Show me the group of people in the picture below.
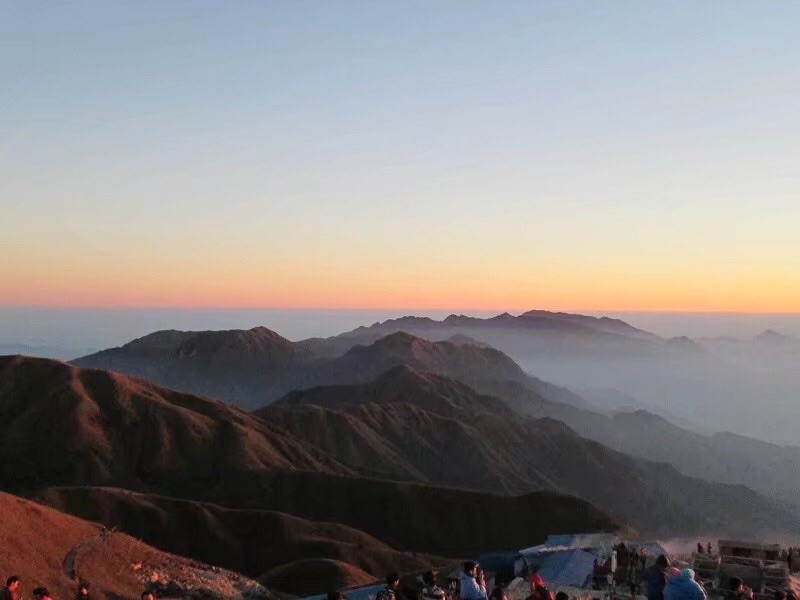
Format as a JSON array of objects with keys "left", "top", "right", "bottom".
[
  {"left": 332, "top": 562, "right": 570, "bottom": 600},
  {"left": 1, "top": 576, "right": 157, "bottom": 600},
  {"left": 695, "top": 543, "right": 714, "bottom": 556},
  {"left": 0, "top": 576, "right": 69, "bottom": 600},
  {"left": 646, "top": 555, "right": 797, "bottom": 600}
]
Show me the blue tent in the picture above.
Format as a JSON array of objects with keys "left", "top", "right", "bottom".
[{"left": 537, "top": 549, "right": 596, "bottom": 588}]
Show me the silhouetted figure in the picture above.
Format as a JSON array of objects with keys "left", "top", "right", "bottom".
[
  {"left": 33, "top": 588, "right": 52, "bottom": 600},
  {"left": 377, "top": 573, "right": 402, "bottom": 600},
  {"left": 555, "top": 593, "right": 569, "bottom": 600},
  {"left": 460, "top": 562, "right": 487, "bottom": 600},
  {"left": 422, "top": 571, "right": 447, "bottom": 600},
  {"left": 525, "top": 574, "right": 554, "bottom": 600},
  {"left": 645, "top": 555, "right": 671, "bottom": 600},
  {"left": 697, "top": 543, "right": 704, "bottom": 555},
  {"left": 141, "top": 592, "right": 156, "bottom": 600},
  {"left": 726, "top": 578, "right": 753, "bottom": 600},
  {"left": 707, "top": 543, "right": 712, "bottom": 555},
  {"left": 0, "top": 577, "right": 20, "bottom": 600},
  {"left": 640, "top": 548, "right": 648, "bottom": 572}
]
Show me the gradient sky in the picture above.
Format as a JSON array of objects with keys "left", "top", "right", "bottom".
[{"left": 2, "top": 1, "right": 800, "bottom": 312}]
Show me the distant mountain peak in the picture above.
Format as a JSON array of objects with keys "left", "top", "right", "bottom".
[
  {"left": 665, "top": 336, "right": 705, "bottom": 353},
  {"left": 753, "top": 329, "right": 797, "bottom": 344}
]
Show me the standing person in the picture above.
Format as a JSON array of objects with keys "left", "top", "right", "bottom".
[
  {"left": 726, "top": 578, "right": 753, "bottom": 600},
  {"left": 788, "top": 548, "right": 794, "bottom": 573},
  {"left": 697, "top": 543, "right": 704, "bottom": 555},
  {"left": 664, "top": 568, "right": 707, "bottom": 600},
  {"left": 645, "top": 555, "right": 671, "bottom": 600},
  {"left": 525, "top": 574, "right": 554, "bottom": 600},
  {"left": 707, "top": 543, "right": 713, "bottom": 556},
  {"left": 32, "top": 588, "right": 52, "bottom": 600},
  {"left": 377, "top": 573, "right": 402, "bottom": 600},
  {"left": 459, "top": 563, "right": 487, "bottom": 600},
  {"left": 0, "top": 578, "right": 20, "bottom": 600},
  {"left": 640, "top": 549, "right": 648, "bottom": 572},
  {"left": 422, "top": 571, "right": 447, "bottom": 600}
]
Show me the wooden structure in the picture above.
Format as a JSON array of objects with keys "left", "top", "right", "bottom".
[{"left": 692, "top": 540, "right": 789, "bottom": 600}]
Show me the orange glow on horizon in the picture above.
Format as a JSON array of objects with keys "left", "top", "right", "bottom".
[{"left": 4, "top": 246, "right": 799, "bottom": 314}]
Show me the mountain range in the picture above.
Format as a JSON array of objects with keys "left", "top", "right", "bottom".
[
  {"left": 6, "top": 309, "right": 800, "bottom": 595},
  {"left": 0, "top": 354, "right": 622, "bottom": 595},
  {"left": 72, "top": 322, "right": 800, "bottom": 510},
  {"left": 73, "top": 328, "right": 572, "bottom": 409},
  {"left": 298, "top": 311, "right": 666, "bottom": 360}
]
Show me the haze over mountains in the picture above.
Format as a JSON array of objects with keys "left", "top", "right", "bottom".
[{"left": 4, "top": 309, "right": 800, "bottom": 595}]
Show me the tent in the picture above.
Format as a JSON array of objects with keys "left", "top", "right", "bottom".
[
  {"left": 519, "top": 533, "right": 621, "bottom": 560},
  {"left": 537, "top": 549, "right": 597, "bottom": 588}
]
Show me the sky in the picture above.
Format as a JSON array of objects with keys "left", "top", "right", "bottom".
[{"left": 2, "top": 1, "right": 800, "bottom": 312}]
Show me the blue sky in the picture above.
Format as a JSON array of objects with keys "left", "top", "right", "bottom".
[{"left": 2, "top": 1, "right": 800, "bottom": 310}]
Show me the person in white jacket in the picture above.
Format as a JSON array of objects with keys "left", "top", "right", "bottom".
[{"left": 459, "top": 562, "right": 488, "bottom": 600}]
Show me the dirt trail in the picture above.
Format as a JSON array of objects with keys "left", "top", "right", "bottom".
[{"left": 62, "top": 528, "right": 113, "bottom": 579}]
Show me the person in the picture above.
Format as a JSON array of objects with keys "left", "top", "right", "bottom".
[
  {"left": 789, "top": 548, "right": 795, "bottom": 573},
  {"left": 142, "top": 592, "right": 156, "bottom": 600},
  {"left": 697, "top": 543, "right": 704, "bottom": 555},
  {"left": 33, "top": 588, "right": 52, "bottom": 600},
  {"left": 525, "top": 574, "right": 554, "bottom": 600},
  {"left": 328, "top": 592, "right": 346, "bottom": 600},
  {"left": 422, "top": 571, "right": 447, "bottom": 600},
  {"left": 640, "top": 548, "right": 648, "bottom": 572},
  {"left": 555, "top": 593, "right": 569, "bottom": 600},
  {"left": 459, "top": 562, "right": 487, "bottom": 600},
  {"left": 645, "top": 555, "right": 671, "bottom": 600},
  {"left": 77, "top": 582, "right": 91, "bottom": 600},
  {"left": 0, "top": 578, "right": 20, "bottom": 600},
  {"left": 490, "top": 586, "right": 507, "bottom": 600},
  {"left": 664, "top": 568, "right": 706, "bottom": 600},
  {"left": 377, "top": 573, "right": 402, "bottom": 600},
  {"left": 707, "top": 543, "right": 712, "bottom": 555},
  {"left": 726, "top": 578, "right": 753, "bottom": 600}
]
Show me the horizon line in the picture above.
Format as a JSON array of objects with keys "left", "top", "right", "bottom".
[{"left": 2, "top": 304, "right": 800, "bottom": 316}]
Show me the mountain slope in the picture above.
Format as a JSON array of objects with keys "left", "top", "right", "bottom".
[
  {"left": 0, "top": 491, "right": 270, "bottom": 600},
  {"left": 195, "top": 470, "right": 628, "bottom": 557},
  {"left": 36, "top": 486, "right": 448, "bottom": 595},
  {"left": 0, "top": 354, "right": 346, "bottom": 494},
  {"left": 1, "top": 355, "right": 625, "bottom": 568},
  {"left": 275, "top": 365, "right": 515, "bottom": 418},
  {"left": 73, "top": 327, "right": 316, "bottom": 406},
  {"left": 486, "top": 379, "right": 800, "bottom": 507},
  {"left": 263, "top": 371, "right": 800, "bottom": 538}
]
